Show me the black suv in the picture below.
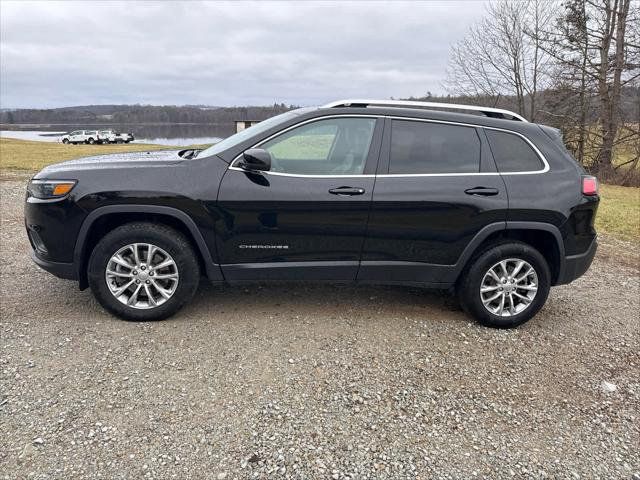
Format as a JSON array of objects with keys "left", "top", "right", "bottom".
[{"left": 25, "top": 99, "right": 599, "bottom": 328}]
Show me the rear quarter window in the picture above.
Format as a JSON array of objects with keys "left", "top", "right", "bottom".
[
  {"left": 389, "top": 120, "right": 481, "bottom": 174},
  {"left": 485, "top": 130, "right": 544, "bottom": 172}
]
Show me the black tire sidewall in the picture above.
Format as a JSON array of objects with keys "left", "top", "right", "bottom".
[
  {"left": 459, "top": 242, "right": 551, "bottom": 328},
  {"left": 88, "top": 224, "right": 200, "bottom": 321}
]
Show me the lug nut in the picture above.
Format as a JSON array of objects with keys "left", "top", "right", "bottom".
[
  {"left": 502, "top": 279, "right": 507, "bottom": 284},
  {"left": 145, "top": 280, "right": 150, "bottom": 284},
  {"left": 511, "top": 279, "right": 515, "bottom": 283},
  {"left": 141, "top": 266, "right": 146, "bottom": 270},
  {"left": 149, "top": 272, "right": 154, "bottom": 276},
  {"left": 499, "top": 287, "right": 503, "bottom": 291},
  {"left": 135, "top": 280, "right": 140, "bottom": 284},
  {"left": 133, "top": 270, "right": 138, "bottom": 275}
]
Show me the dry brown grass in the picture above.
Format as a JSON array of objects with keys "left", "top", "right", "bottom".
[{"left": 0, "top": 137, "right": 182, "bottom": 172}]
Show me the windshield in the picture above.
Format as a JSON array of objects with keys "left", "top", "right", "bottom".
[{"left": 197, "top": 108, "right": 314, "bottom": 158}]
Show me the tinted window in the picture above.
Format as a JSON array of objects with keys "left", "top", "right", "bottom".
[
  {"left": 389, "top": 120, "right": 480, "bottom": 174},
  {"left": 260, "top": 117, "right": 376, "bottom": 175},
  {"left": 485, "top": 130, "right": 543, "bottom": 172}
]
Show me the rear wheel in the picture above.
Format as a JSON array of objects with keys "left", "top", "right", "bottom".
[
  {"left": 87, "top": 137, "right": 95, "bottom": 144},
  {"left": 457, "top": 242, "right": 550, "bottom": 328},
  {"left": 88, "top": 223, "right": 200, "bottom": 321}
]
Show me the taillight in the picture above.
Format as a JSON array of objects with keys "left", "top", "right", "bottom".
[{"left": 582, "top": 176, "right": 598, "bottom": 196}]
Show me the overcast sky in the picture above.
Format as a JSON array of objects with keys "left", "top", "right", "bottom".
[{"left": 0, "top": 1, "right": 489, "bottom": 109}]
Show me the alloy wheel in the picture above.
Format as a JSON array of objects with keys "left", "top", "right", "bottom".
[
  {"left": 105, "top": 243, "right": 179, "bottom": 309},
  {"left": 480, "top": 258, "right": 538, "bottom": 317}
]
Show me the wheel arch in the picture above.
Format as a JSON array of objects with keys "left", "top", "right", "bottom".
[
  {"left": 455, "top": 222, "right": 565, "bottom": 285},
  {"left": 74, "top": 205, "right": 222, "bottom": 289}
]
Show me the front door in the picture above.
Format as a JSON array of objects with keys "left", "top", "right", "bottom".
[
  {"left": 359, "top": 118, "right": 508, "bottom": 285},
  {"left": 216, "top": 116, "right": 383, "bottom": 281}
]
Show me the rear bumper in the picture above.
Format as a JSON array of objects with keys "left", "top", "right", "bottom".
[
  {"left": 30, "top": 250, "right": 76, "bottom": 280},
  {"left": 556, "top": 238, "right": 597, "bottom": 285}
]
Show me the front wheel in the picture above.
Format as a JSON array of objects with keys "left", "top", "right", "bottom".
[
  {"left": 457, "top": 242, "right": 550, "bottom": 328},
  {"left": 88, "top": 223, "right": 200, "bottom": 321},
  {"left": 62, "top": 138, "right": 69, "bottom": 144},
  {"left": 87, "top": 137, "right": 95, "bottom": 145}
]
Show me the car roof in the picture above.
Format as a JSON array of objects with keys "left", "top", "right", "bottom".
[
  {"left": 306, "top": 105, "right": 541, "bottom": 137},
  {"left": 322, "top": 99, "right": 528, "bottom": 121}
]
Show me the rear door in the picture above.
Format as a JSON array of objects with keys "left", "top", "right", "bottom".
[
  {"left": 359, "top": 117, "right": 508, "bottom": 285},
  {"left": 216, "top": 115, "right": 383, "bottom": 281}
]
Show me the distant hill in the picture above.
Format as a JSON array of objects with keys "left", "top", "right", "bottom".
[
  {"left": 3, "top": 87, "right": 636, "bottom": 127},
  {"left": 0, "top": 104, "right": 295, "bottom": 125}
]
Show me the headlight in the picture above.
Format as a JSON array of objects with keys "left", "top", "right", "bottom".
[{"left": 28, "top": 180, "right": 77, "bottom": 199}]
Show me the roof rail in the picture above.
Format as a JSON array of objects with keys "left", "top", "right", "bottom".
[{"left": 322, "top": 99, "right": 527, "bottom": 122}]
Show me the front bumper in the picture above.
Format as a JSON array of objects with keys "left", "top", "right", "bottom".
[
  {"left": 555, "top": 238, "right": 597, "bottom": 285},
  {"left": 30, "top": 249, "right": 76, "bottom": 280}
]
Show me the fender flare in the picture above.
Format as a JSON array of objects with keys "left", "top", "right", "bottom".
[
  {"left": 452, "top": 220, "right": 565, "bottom": 279},
  {"left": 505, "top": 221, "right": 565, "bottom": 258},
  {"left": 73, "top": 205, "right": 223, "bottom": 286},
  {"left": 506, "top": 221, "right": 566, "bottom": 282}
]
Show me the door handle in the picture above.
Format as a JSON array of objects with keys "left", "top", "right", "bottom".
[
  {"left": 465, "top": 187, "right": 499, "bottom": 196},
  {"left": 329, "top": 186, "right": 366, "bottom": 196}
]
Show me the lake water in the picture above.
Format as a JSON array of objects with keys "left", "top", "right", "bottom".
[{"left": 0, "top": 123, "right": 234, "bottom": 146}]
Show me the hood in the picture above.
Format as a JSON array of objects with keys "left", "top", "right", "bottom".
[{"left": 37, "top": 149, "right": 185, "bottom": 176}]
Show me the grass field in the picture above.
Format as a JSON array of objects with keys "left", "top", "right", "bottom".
[
  {"left": 1, "top": 137, "right": 638, "bottom": 243},
  {"left": 0, "top": 137, "right": 184, "bottom": 171},
  {"left": 597, "top": 184, "right": 640, "bottom": 242}
]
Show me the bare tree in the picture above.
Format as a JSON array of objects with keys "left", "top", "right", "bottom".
[
  {"left": 446, "top": 0, "right": 556, "bottom": 121},
  {"left": 534, "top": 0, "right": 638, "bottom": 178},
  {"left": 538, "top": 0, "right": 597, "bottom": 165}
]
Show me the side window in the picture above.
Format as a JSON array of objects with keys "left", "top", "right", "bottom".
[
  {"left": 485, "top": 130, "right": 544, "bottom": 172},
  {"left": 260, "top": 117, "right": 376, "bottom": 175},
  {"left": 389, "top": 120, "right": 480, "bottom": 174}
]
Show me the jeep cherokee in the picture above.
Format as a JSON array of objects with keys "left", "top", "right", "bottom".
[{"left": 25, "top": 99, "right": 599, "bottom": 328}]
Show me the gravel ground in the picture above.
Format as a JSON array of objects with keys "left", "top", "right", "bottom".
[{"left": 1, "top": 175, "right": 639, "bottom": 480}]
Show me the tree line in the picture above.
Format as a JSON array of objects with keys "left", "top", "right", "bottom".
[
  {"left": 0, "top": 104, "right": 293, "bottom": 126},
  {"left": 444, "top": 0, "right": 639, "bottom": 184}
]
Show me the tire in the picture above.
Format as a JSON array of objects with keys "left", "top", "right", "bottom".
[
  {"left": 88, "top": 137, "right": 95, "bottom": 145},
  {"left": 88, "top": 222, "right": 200, "bottom": 321},
  {"left": 62, "top": 138, "right": 69, "bottom": 144},
  {"left": 457, "top": 241, "right": 551, "bottom": 328}
]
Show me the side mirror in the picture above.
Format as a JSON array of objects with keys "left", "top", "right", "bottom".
[
  {"left": 239, "top": 148, "right": 271, "bottom": 172},
  {"left": 178, "top": 148, "right": 202, "bottom": 159}
]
